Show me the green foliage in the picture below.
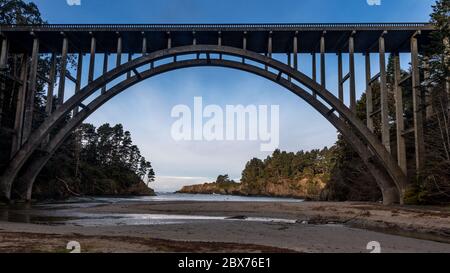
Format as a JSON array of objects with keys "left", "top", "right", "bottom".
[
  {"left": 240, "top": 148, "right": 334, "bottom": 195},
  {"left": 215, "top": 174, "right": 235, "bottom": 184},
  {"left": 0, "top": 0, "right": 46, "bottom": 24},
  {"left": 34, "top": 123, "right": 156, "bottom": 199}
]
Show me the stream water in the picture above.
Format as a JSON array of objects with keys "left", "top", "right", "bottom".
[{"left": 0, "top": 193, "right": 304, "bottom": 227}]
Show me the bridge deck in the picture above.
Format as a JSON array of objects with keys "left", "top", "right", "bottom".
[{"left": 0, "top": 23, "right": 434, "bottom": 54}]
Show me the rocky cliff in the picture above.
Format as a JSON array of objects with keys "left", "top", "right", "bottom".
[{"left": 178, "top": 176, "right": 326, "bottom": 200}]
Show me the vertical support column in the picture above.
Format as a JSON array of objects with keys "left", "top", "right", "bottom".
[
  {"left": 73, "top": 52, "right": 83, "bottom": 116},
  {"left": 88, "top": 34, "right": 96, "bottom": 83},
  {"left": 0, "top": 37, "right": 6, "bottom": 125},
  {"left": 0, "top": 37, "right": 7, "bottom": 68},
  {"left": 311, "top": 53, "right": 317, "bottom": 82},
  {"left": 57, "top": 35, "right": 69, "bottom": 108},
  {"left": 266, "top": 31, "right": 272, "bottom": 71},
  {"left": 142, "top": 32, "right": 147, "bottom": 55},
  {"left": 411, "top": 34, "right": 425, "bottom": 173},
  {"left": 320, "top": 32, "right": 326, "bottom": 88},
  {"left": 287, "top": 53, "right": 291, "bottom": 81},
  {"left": 116, "top": 33, "right": 122, "bottom": 68},
  {"left": 193, "top": 31, "right": 200, "bottom": 59},
  {"left": 167, "top": 31, "right": 172, "bottom": 49},
  {"left": 127, "top": 53, "right": 132, "bottom": 79},
  {"left": 167, "top": 32, "right": 175, "bottom": 62},
  {"left": 242, "top": 31, "right": 247, "bottom": 63},
  {"left": 312, "top": 53, "right": 317, "bottom": 98},
  {"left": 423, "top": 57, "right": 433, "bottom": 119},
  {"left": 142, "top": 32, "right": 151, "bottom": 69},
  {"left": 393, "top": 52, "right": 407, "bottom": 174},
  {"left": 218, "top": 31, "right": 222, "bottom": 60},
  {"left": 365, "top": 52, "right": 374, "bottom": 132},
  {"left": 293, "top": 31, "right": 298, "bottom": 70},
  {"left": 379, "top": 32, "right": 391, "bottom": 153},
  {"left": 42, "top": 53, "right": 57, "bottom": 145},
  {"left": 22, "top": 35, "right": 39, "bottom": 143},
  {"left": 11, "top": 54, "right": 28, "bottom": 157},
  {"left": 45, "top": 53, "right": 57, "bottom": 116},
  {"left": 102, "top": 53, "right": 108, "bottom": 94},
  {"left": 349, "top": 32, "right": 356, "bottom": 113},
  {"left": 337, "top": 51, "right": 344, "bottom": 102}
]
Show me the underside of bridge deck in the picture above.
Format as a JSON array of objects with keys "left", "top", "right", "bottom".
[{"left": 0, "top": 23, "right": 435, "bottom": 204}]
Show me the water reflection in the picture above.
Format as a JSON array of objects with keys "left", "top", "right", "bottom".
[{"left": 0, "top": 194, "right": 302, "bottom": 227}]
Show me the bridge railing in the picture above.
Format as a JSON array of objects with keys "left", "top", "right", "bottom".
[{"left": 0, "top": 22, "right": 434, "bottom": 31}]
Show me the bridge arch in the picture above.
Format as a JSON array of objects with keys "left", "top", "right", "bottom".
[{"left": 0, "top": 45, "right": 407, "bottom": 204}]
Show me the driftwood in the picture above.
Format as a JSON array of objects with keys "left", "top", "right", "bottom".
[{"left": 56, "top": 177, "right": 81, "bottom": 197}]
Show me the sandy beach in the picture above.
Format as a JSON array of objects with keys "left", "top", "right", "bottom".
[{"left": 1, "top": 200, "right": 450, "bottom": 253}]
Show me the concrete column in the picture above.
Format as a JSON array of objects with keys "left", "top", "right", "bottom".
[
  {"left": 338, "top": 51, "right": 343, "bottom": 102},
  {"left": 266, "top": 31, "right": 272, "bottom": 71},
  {"left": 102, "top": 53, "right": 108, "bottom": 94},
  {"left": 349, "top": 34, "right": 356, "bottom": 113},
  {"left": 127, "top": 53, "right": 132, "bottom": 79},
  {"left": 312, "top": 53, "right": 316, "bottom": 82},
  {"left": 11, "top": 55, "right": 28, "bottom": 157},
  {"left": 45, "top": 53, "right": 57, "bottom": 117},
  {"left": 73, "top": 52, "right": 83, "bottom": 116},
  {"left": 0, "top": 38, "right": 7, "bottom": 68},
  {"left": 379, "top": 34, "right": 391, "bottom": 153},
  {"left": 22, "top": 36, "right": 39, "bottom": 143},
  {"left": 57, "top": 36, "right": 69, "bottom": 107},
  {"left": 242, "top": 32, "right": 247, "bottom": 63},
  {"left": 423, "top": 57, "right": 433, "bottom": 119},
  {"left": 320, "top": 34, "right": 326, "bottom": 88},
  {"left": 393, "top": 52, "right": 407, "bottom": 174},
  {"left": 312, "top": 53, "right": 317, "bottom": 98},
  {"left": 365, "top": 52, "right": 374, "bottom": 132},
  {"left": 167, "top": 32, "right": 172, "bottom": 49},
  {"left": 142, "top": 33, "right": 147, "bottom": 55},
  {"left": 218, "top": 31, "right": 222, "bottom": 60},
  {"left": 116, "top": 35, "right": 122, "bottom": 67},
  {"left": 287, "top": 53, "right": 291, "bottom": 81},
  {"left": 42, "top": 53, "right": 57, "bottom": 146},
  {"left": 192, "top": 31, "right": 200, "bottom": 59},
  {"left": 0, "top": 37, "right": 5, "bottom": 124},
  {"left": 293, "top": 32, "right": 298, "bottom": 70},
  {"left": 411, "top": 35, "right": 425, "bottom": 172},
  {"left": 88, "top": 35, "right": 96, "bottom": 83}
]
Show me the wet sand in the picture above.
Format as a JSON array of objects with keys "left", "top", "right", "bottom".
[{"left": 1, "top": 201, "right": 450, "bottom": 253}]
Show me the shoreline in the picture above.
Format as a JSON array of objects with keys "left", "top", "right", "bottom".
[
  {"left": 1, "top": 199, "right": 450, "bottom": 253},
  {"left": 75, "top": 200, "right": 450, "bottom": 244},
  {"left": 174, "top": 191, "right": 309, "bottom": 200}
]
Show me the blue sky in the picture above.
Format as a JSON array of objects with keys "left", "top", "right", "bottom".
[{"left": 28, "top": 0, "right": 436, "bottom": 192}]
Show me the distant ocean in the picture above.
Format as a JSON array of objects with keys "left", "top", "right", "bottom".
[{"left": 60, "top": 192, "right": 304, "bottom": 204}]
